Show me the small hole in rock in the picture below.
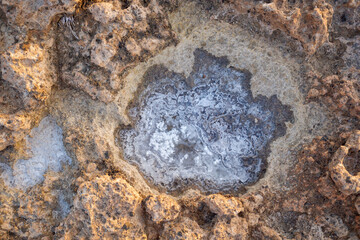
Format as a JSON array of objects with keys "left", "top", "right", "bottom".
[
  {"left": 343, "top": 148, "right": 360, "bottom": 176},
  {"left": 120, "top": 0, "right": 132, "bottom": 9}
]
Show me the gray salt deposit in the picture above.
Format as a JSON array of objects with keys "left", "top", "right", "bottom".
[
  {"left": 119, "top": 49, "right": 293, "bottom": 192},
  {"left": 0, "top": 116, "right": 71, "bottom": 190}
]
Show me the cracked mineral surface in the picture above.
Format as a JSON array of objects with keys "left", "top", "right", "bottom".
[
  {"left": 0, "top": 0, "right": 359, "bottom": 239},
  {"left": 119, "top": 49, "right": 293, "bottom": 192}
]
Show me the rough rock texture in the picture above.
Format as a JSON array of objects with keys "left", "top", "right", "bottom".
[
  {"left": 204, "top": 194, "right": 243, "bottom": 217},
  {"left": 0, "top": 167, "right": 76, "bottom": 239},
  {"left": 57, "top": 0, "right": 176, "bottom": 103},
  {"left": 0, "top": 0, "right": 79, "bottom": 152},
  {"left": 307, "top": 73, "right": 360, "bottom": 121},
  {"left": 0, "top": 41, "right": 55, "bottom": 151},
  {"left": 160, "top": 217, "right": 205, "bottom": 240},
  {"left": 252, "top": 0, "right": 333, "bottom": 54},
  {"left": 279, "top": 134, "right": 360, "bottom": 238},
  {"left": 330, "top": 130, "right": 360, "bottom": 195},
  {"left": 145, "top": 194, "right": 181, "bottom": 223},
  {"left": 0, "top": 0, "right": 360, "bottom": 239},
  {"left": 55, "top": 175, "right": 146, "bottom": 239},
  {"left": 210, "top": 216, "right": 249, "bottom": 240}
]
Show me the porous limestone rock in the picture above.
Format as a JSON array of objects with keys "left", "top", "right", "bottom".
[
  {"left": 215, "top": 0, "right": 334, "bottom": 54},
  {"left": 55, "top": 175, "right": 146, "bottom": 239},
  {"left": 330, "top": 130, "right": 360, "bottom": 195},
  {"left": 0, "top": 167, "right": 75, "bottom": 239},
  {"left": 1, "top": 43, "right": 55, "bottom": 104},
  {"left": 144, "top": 194, "right": 181, "bottom": 223},
  {"left": 0, "top": 0, "right": 64, "bottom": 152},
  {"left": 210, "top": 216, "right": 249, "bottom": 240},
  {"left": 160, "top": 217, "right": 205, "bottom": 240},
  {"left": 319, "top": 214, "right": 349, "bottom": 238},
  {"left": 307, "top": 74, "right": 360, "bottom": 120},
  {"left": 0, "top": 112, "right": 34, "bottom": 151},
  {"left": 356, "top": 196, "right": 360, "bottom": 215},
  {"left": 57, "top": 0, "right": 176, "bottom": 103},
  {"left": 0, "top": 41, "right": 56, "bottom": 151},
  {"left": 257, "top": 225, "right": 282, "bottom": 240},
  {"left": 204, "top": 194, "right": 243, "bottom": 217},
  {"left": 0, "top": 0, "right": 79, "bottom": 54},
  {"left": 0, "top": 0, "right": 79, "bottom": 32},
  {"left": 0, "top": 0, "right": 359, "bottom": 239}
]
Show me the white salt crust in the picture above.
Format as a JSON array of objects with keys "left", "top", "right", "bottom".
[{"left": 119, "top": 50, "right": 291, "bottom": 191}]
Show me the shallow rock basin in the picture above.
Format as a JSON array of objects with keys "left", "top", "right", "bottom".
[{"left": 119, "top": 49, "right": 293, "bottom": 192}]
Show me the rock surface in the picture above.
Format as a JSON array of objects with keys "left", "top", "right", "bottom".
[
  {"left": 205, "top": 194, "right": 243, "bottom": 216},
  {"left": 330, "top": 130, "right": 360, "bottom": 195},
  {"left": 56, "top": 175, "right": 146, "bottom": 239},
  {"left": 0, "top": 0, "right": 359, "bottom": 239},
  {"left": 145, "top": 194, "right": 181, "bottom": 223},
  {"left": 57, "top": 0, "right": 176, "bottom": 103},
  {"left": 210, "top": 216, "right": 249, "bottom": 240},
  {"left": 161, "top": 217, "right": 205, "bottom": 240}
]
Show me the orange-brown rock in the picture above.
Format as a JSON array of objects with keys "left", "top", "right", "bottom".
[
  {"left": 160, "top": 217, "right": 205, "bottom": 240},
  {"left": 210, "top": 216, "right": 248, "bottom": 240},
  {"left": 232, "top": 0, "right": 333, "bottom": 54},
  {"left": 0, "top": 41, "right": 55, "bottom": 151},
  {"left": 145, "top": 194, "right": 181, "bottom": 223},
  {"left": 0, "top": 167, "right": 75, "bottom": 239},
  {"left": 258, "top": 225, "right": 282, "bottom": 240},
  {"left": 330, "top": 130, "right": 360, "bottom": 195},
  {"left": 55, "top": 175, "right": 146, "bottom": 239},
  {"left": 1, "top": 0, "right": 78, "bottom": 32},
  {"left": 57, "top": 0, "right": 176, "bottom": 103},
  {"left": 205, "top": 194, "right": 243, "bottom": 216},
  {"left": 282, "top": 135, "right": 359, "bottom": 238},
  {"left": 307, "top": 74, "right": 360, "bottom": 120}
]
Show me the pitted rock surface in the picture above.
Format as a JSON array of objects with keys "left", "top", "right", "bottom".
[
  {"left": 55, "top": 175, "right": 146, "bottom": 239},
  {"left": 145, "top": 194, "right": 181, "bottom": 223},
  {"left": 1, "top": 0, "right": 360, "bottom": 239},
  {"left": 57, "top": 0, "right": 176, "bottom": 103},
  {"left": 205, "top": 194, "right": 243, "bottom": 217},
  {"left": 160, "top": 217, "right": 205, "bottom": 240},
  {"left": 210, "top": 216, "right": 249, "bottom": 240}
]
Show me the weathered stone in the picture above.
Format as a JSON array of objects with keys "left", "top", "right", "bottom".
[
  {"left": 355, "top": 196, "right": 360, "bottom": 215},
  {"left": 1, "top": 0, "right": 78, "bottom": 31},
  {"left": 330, "top": 130, "right": 360, "bottom": 195},
  {"left": 161, "top": 217, "right": 205, "bottom": 240},
  {"left": 307, "top": 74, "right": 360, "bottom": 120},
  {"left": 0, "top": 41, "right": 55, "bottom": 151},
  {"left": 57, "top": 0, "right": 176, "bottom": 103},
  {"left": 210, "top": 216, "right": 249, "bottom": 240},
  {"left": 232, "top": 0, "right": 333, "bottom": 54},
  {"left": 0, "top": 0, "right": 359, "bottom": 239},
  {"left": 56, "top": 175, "right": 146, "bottom": 239},
  {"left": 205, "top": 194, "right": 243, "bottom": 217},
  {"left": 145, "top": 194, "right": 181, "bottom": 223}
]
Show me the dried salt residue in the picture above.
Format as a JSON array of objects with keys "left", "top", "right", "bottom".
[
  {"left": 0, "top": 116, "right": 72, "bottom": 190},
  {"left": 119, "top": 49, "right": 293, "bottom": 192}
]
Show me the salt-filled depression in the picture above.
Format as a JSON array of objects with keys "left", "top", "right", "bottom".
[{"left": 118, "top": 49, "right": 294, "bottom": 192}]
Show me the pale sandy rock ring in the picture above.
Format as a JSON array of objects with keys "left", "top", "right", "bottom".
[{"left": 330, "top": 130, "right": 360, "bottom": 195}]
